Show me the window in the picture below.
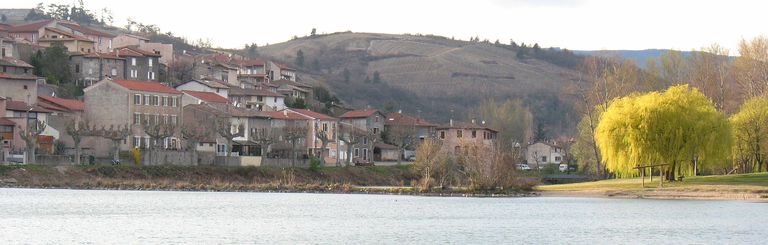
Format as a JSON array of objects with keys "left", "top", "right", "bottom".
[
  {"left": 555, "top": 156, "right": 562, "bottom": 162},
  {"left": 134, "top": 94, "right": 141, "bottom": 105},
  {"left": 148, "top": 58, "right": 153, "bottom": 67},
  {"left": 322, "top": 122, "right": 328, "bottom": 132},
  {"left": 75, "top": 64, "right": 80, "bottom": 73},
  {"left": 162, "top": 114, "right": 168, "bottom": 124},
  {"left": 472, "top": 130, "right": 477, "bottom": 138},
  {"left": 354, "top": 148, "right": 359, "bottom": 157},
  {"left": 130, "top": 69, "right": 137, "bottom": 78},
  {"left": 0, "top": 125, "right": 13, "bottom": 133},
  {"left": 133, "top": 136, "right": 141, "bottom": 148},
  {"left": 161, "top": 96, "right": 167, "bottom": 106},
  {"left": 154, "top": 95, "right": 160, "bottom": 106},
  {"left": 457, "top": 130, "right": 463, "bottom": 138},
  {"left": 373, "top": 128, "right": 379, "bottom": 134},
  {"left": 542, "top": 156, "right": 548, "bottom": 162},
  {"left": 133, "top": 113, "right": 141, "bottom": 124},
  {"left": 143, "top": 94, "right": 149, "bottom": 105},
  {"left": 170, "top": 115, "right": 177, "bottom": 125},
  {"left": 131, "top": 58, "right": 136, "bottom": 66},
  {"left": 363, "top": 137, "right": 368, "bottom": 145},
  {"left": 148, "top": 71, "right": 155, "bottom": 80},
  {"left": 111, "top": 68, "right": 117, "bottom": 76},
  {"left": 440, "top": 131, "right": 445, "bottom": 139}
]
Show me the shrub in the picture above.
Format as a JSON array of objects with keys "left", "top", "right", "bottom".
[{"left": 309, "top": 157, "right": 321, "bottom": 172}]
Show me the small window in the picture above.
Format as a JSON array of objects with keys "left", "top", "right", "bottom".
[
  {"left": 542, "top": 156, "right": 548, "bottom": 162},
  {"left": 457, "top": 130, "right": 462, "bottom": 138},
  {"left": 148, "top": 58, "right": 153, "bottom": 67},
  {"left": 131, "top": 58, "right": 136, "bottom": 66},
  {"left": 75, "top": 64, "right": 80, "bottom": 73},
  {"left": 133, "top": 113, "right": 141, "bottom": 125},
  {"left": 111, "top": 68, "right": 117, "bottom": 76},
  {"left": 134, "top": 94, "right": 141, "bottom": 105},
  {"left": 440, "top": 131, "right": 445, "bottom": 139},
  {"left": 472, "top": 130, "right": 477, "bottom": 138}
]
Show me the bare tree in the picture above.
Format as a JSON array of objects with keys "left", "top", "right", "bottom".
[
  {"left": 181, "top": 122, "right": 212, "bottom": 152},
  {"left": 314, "top": 123, "right": 332, "bottom": 166},
  {"left": 385, "top": 123, "right": 418, "bottom": 165},
  {"left": 19, "top": 120, "right": 46, "bottom": 164},
  {"left": 338, "top": 123, "right": 364, "bottom": 166},
  {"left": 215, "top": 117, "right": 244, "bottom": 156},
  {"left": 251, "top": 127, "right": 278, "bottom": 157},
  {"left": 142, "top": 119, "right": 176, "bottom": 150},
  {"left": 457, "top": 142, "right": 517, "bottom": 191},
  {"left": 412, "top": 139, "right": 447, "bottom": 190},
  {"left": 283, "top": 124, "right": 309, "bottom": 167},
  {"left": 95, "top": 124, "right": 131, "bottom": 164},
  {"left": 66, "top": 120, "right": 92, "bottom": 165}
]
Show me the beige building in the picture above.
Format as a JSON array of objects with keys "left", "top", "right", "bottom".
[
  {"left": 287, "top": 108, "right": 339, "bottom": 165},
  {"left": 37, "top": 27, "right": 96, "bottom": 53},
  {"left": 0, "top": 56, "right": 39, "bottom": 104},
  {"left": 83, "top": 79, "right": 183, "bottom": 157},
  {"left": 525, "top": 141, "right": 565, "bottom": 169},
  {"left": 436, "top": 120, "right": 498, "bottom": 155},
  {"left": 112, "top": 34, "right": 173, "bottom": 65}
]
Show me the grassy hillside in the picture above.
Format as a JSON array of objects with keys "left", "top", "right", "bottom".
[{"left": 259, "top": 33, "right": 583, "bottom": 135}]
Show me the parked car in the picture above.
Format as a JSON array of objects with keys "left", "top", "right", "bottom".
[
  {"left": 516, "top": 164, "right": 531, "bottom": 171},
  {"left": 559, "top": 164, "right": 568, "bottom": 172}
]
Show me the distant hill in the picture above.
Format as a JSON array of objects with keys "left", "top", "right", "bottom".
[
  {"left": 258, "top": 32, "right": 583, "bottom": 136},
  {"left": 573, "top": 49, "right": 696, "bottom": 68}
]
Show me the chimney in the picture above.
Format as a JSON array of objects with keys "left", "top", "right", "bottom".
[
  {"left": 449, "top": 119, "right": 453, "bottom": 127},
  {"left": 471, "top": 118, "right": 476, "bottom": 124},
  {"left": 481, "top": 120, "right": 486, "bottom": 125},
  {"left": 398, "top": 109, "right": 402, "bottom": 114}
]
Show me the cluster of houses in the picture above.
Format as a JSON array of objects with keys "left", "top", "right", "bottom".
[{"left": 0, "top": 16, "right": 569, "bottom": 168}]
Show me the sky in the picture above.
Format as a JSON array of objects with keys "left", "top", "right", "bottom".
[{"left": 6, "top": 0, "right": 768, "bottom": 54}]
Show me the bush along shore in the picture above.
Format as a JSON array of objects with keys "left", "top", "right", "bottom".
[{"left": 0, "top": 165, "right": 539, "bottom": 197}]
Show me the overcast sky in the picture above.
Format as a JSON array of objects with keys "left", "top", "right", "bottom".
[{"left": 7, "top": 0, "right": 767, "bottom": 54}]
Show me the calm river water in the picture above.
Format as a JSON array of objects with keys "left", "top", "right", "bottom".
[{"left": 0, "top": 188, "right": 766, "bottom": 244}]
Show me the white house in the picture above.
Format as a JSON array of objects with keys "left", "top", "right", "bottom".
[{"left": 526, "top": 142, "right": 565, "bottom": 169}]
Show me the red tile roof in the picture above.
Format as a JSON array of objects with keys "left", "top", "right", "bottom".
[
  {"left": 289, "top": 109, "right": 337, "bottom": 121},
  {"left": 9, "top": 19, "right": 53, "bottom": 33},
  {"left": 58, "top": 22, "right": 115, "bottom": 37},
  {"left": 0, "top": 57, "right": 34, "bottom": 68},
  {"left": 0, "top": 72, "right": 38, "bottom": 80},
  {"left": 386, "top": 112, "right": 437, "bottom": 127},
  {"left": 38, "top": 95, "right": 85, "bottom": 111},
  {"left": 182, "top": 90, "right": 229, "bottom": 104},
  {"left": 436, "top": 121, "right": 498, "bottom": 132},
  {"left": 5, "top": 100, "right": 52, "bottom": 113},
  {"left": 340, "top": 109, "right": 380, "bottom": 118},
  {"left": 277, "top": 63, "right": 295, "bottom": 71},
  {"left": 261, "top": 110, "right": 311, "bottom": 120},
  {"left": 112, "top": 80, "right": 182, "bottom": 94},
  {"left": 41, "top": 27, "right": 93, "bottom": 42},
  {"left": 0, "top": 118, "right": 16, "bottom": 126},
  {"left": 114, "top": 46, "right": 161, "bottom": 57},
  {"left": 178, "top": 79, "right": 229, "bottom": 89}
]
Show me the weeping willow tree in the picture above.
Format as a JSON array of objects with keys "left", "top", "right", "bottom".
[
  {"left": 595, "top": 85, "right": 731, "bottom": 180},
  {"left": 730, "top": 96, "right": 768, "bottom": 173}
]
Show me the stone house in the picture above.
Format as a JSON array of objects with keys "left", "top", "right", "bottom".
[
  {"left": 83, "top": 79, "right": 183, "bottom": 157},
  {"left": 272, "top": 79, "right": 312, "bottom": 100},
  {"left": 69, "top": 52, "right": 125, "bottom": 86},
  {"left": 339, "top": 109, "right": 386, "bottom": 163},
  {"left": 114, "top": 46, "right": 161, "bottom": 82},
  {"left": 7, "top": 19, "right": 55, "bottom": 43},
  {"left": 112, "top": 34, "right": 173, "bottom": 65},
  {"left": 260, "top": 110, "right": 311, "bottom": 158},
  {"left": 436, "top": 120, "right": 498, "bottom": 155},
  {"left": 0, "top": 56, "right": 38, "bottom": 104},
  {"left": 2, "top": 99, "right": 56, "bottom": 154},
  {"left": 236, "top": 58, "right": 269, "bottom": 86},
  {"left": 525, "top": 141, "right": 565, "bottom": 169},
  {"left": 228, "top": 87, "right": 285, "bottom": 111}
]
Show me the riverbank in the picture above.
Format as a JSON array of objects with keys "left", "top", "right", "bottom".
[
  {"left": 536, "top": 172, "right": 768, "bottom": 201},
  {"left": 0, "top": 164, "right": 537, "bottom": 197}
]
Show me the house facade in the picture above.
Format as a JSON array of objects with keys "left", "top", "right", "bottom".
[
  {"left": 69, "top": 52, "right": 125, "bottom": 86},
  {"left": 228, "top": 87, "right": 285, "bottom": 111},
  {"left": 525, "top": 141, "right": 565, "bottom": 169},
  {"left": 339, "top": 109, "right": 386, "bottom": 163},
  {"left": 0, "top": 56, "right": 39, "bottom": 104},
  {"left": 83, "top": 79, "right": 182, "bottom": 156},
  {"left": 436, "top": 120, "right": 498, "bottom": 155},
  {"left": 37, "top": 27, "right": 96, "bottom": 53},
  {"left": 287, "top": 108, "right": 339, "bottom": 165},
  {"left": 115, "top": 46, "right": 161, "bottom": 82}
]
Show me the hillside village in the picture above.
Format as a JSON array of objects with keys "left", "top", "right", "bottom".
[{"left": 0, "top": 9, "right": 569, "bottom": 169}]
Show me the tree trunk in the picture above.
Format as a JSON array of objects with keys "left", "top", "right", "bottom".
[
  {"left": 113, "top": 140, "right": 120, "bottom": 163},
  {"left": 345, "top": 145, "right": 354, "bottom": 167},
  {"left": 74, "top": 142, "right": 81, "bottom": 165},
  {"left": 397, "top": 147, "right": 403, "bottom": 165}
]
